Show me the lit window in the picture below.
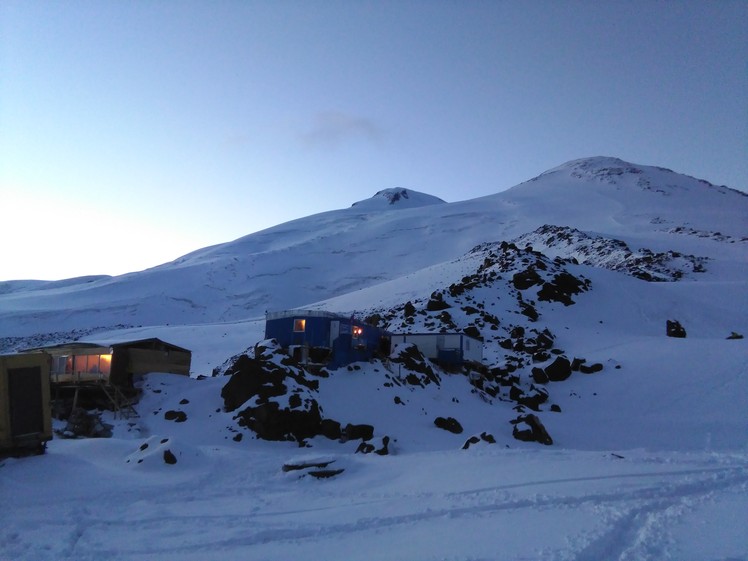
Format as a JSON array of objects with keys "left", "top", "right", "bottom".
[
  {"left": 352, "top": 326, "right": 363, "bottom": 338},
  {"left": 294, "top": 319, "right": 306, "bottom": 332},
  {"left": 99, "top": 354, "right": 112, "bottom": 375}
]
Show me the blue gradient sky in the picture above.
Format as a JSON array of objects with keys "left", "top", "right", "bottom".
[{"left": 1, "top": 1, "right": 746, "bottom": 280}]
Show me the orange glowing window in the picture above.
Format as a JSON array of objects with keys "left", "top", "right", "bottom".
[
  {"left": 99, "top": 354, "right": 112, "bottom": 375},
  {"left": 294, "top": 319, "right": 306, "bottom": 332},
  {"left": 352, "top": 326, "right": 363, "bottom": 338}
]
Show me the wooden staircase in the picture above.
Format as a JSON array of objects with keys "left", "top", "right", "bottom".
[{"left": 99, "top": 383, "right": 139, "bottom": 419}]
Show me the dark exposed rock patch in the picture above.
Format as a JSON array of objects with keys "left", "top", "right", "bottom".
[
  {"left": 544, "top": 356, "right": 572, "bottom": 382},
  {"left": 511, "top": 414, "right": 553, "bottom": 445},
  {"left": 356, "top": 436, "right": 390, "bottom": 455},
  {"left": 666, "top": 320, "right": 687, "bottom": 338},
  {"left": 164, "top": 410, "right": 187, "bottom": 423},
  {"left": 308, "top": 469, "right": 345, "bottom": 479},
  {"left": 163, "top": 449, "right": 178, "bottom": 465},
  {"left": 221, "top": 339, "right": 374, "bottom": 445},
  {"left": 388, "top": 343, "right": 441, "bottom": 386},
  {"left": 462, "top": 436, "right": 480, "bottom": 449},
  {"left": 434, "top": 416, "right": 463, "bottom": 434},
  {"left": 463, "top": 432, "right": 497, "bottom": 449},
  {"left": 579, "top": 362, "right": 603, "bottom": 374},
  {"left": 343, "top": 423, "right": 374, "bottom": 442},
  {"left": 514, "top": 225, "right": 709, "bottom": 281}
]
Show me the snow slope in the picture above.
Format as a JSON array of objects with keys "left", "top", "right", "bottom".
[
  {"left": 1, "top": 156, "right": 747, "bottom": 560},
  {"left": 1, "top": 157, "right": 745, "bottom": 338}
]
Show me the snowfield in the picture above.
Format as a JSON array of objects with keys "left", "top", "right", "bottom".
[
  {"left": 3, "top": 420, "right": 746, "bottom": 561},
  {"left": 1, "top": 158, "right": 747, "bottom": 560}
]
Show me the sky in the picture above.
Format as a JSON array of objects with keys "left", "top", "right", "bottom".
[{"left": 1, "top": 1, "right": 746, "bottom": 281}]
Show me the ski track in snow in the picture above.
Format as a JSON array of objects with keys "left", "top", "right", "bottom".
[{"left": 3, "top": 447, "right": 747, "bottom": 561}]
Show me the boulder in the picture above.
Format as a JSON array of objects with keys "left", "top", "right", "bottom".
[
  {"left": 666, "top": 319, "right": 687, "bottom": 338},
  {"left": 434, "top": 416, "right": 464, "bottom": 434},
  {"left": 511, "top": 414, "right": 553, "bottom": 445},
  {"left": 343, "top": 423, "right": 374, "bottom": 442},
  {"left": 579, "top": 363, "right": 603, "bottom": 374},
  {"left": 545, "top": 356, "right": 572, "bottom": 382},
  {"left": 237, "top": 400, "right": 323, "bottom": 443},
  {"left": 164, "top": 410, "right": 187, "bottom": 423},
  {"left": 512, "top": 268, "right": 543, "bottom": 290},
  {"left": 163, "top": 449, "right": 178, "bottom": 465},
  {"left": 356, "top": 436, "right": 390, "bottom": 455},
  {"left": 220, "top": 340, "right": 363, "bottom": 445},
  {"left": 532, "top": 367, "right": 549, "bottom": 384},
  {"left": 462, "top": 436, "right": 481, "bottom": 449},
  {"left": 319, "top": 419, "right": 342, "bottom": 440}
]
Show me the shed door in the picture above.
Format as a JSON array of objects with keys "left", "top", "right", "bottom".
[
  {"left": 7, "top": 367, "right": 44, "bottom": 437},
  {"left": 330, "top": 321, "right": 340, "bottom": 346}
]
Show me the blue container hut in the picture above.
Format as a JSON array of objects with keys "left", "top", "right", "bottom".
[{"left": 264, "top": 310, "right": 390, "bottom": 368}]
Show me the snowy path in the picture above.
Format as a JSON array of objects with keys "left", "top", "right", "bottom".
[{"left": 3, "top": 443, "right": 746, "bottom": 561}]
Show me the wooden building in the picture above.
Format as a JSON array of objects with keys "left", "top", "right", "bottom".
[
  {"left": 26, "top": 338, "right": 192, "bottom": 390},
  {"left": 0, "top": 353, "right": 53, "bottom": 455}
]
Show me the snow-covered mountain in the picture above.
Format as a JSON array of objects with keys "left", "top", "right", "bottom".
[
  {"left": 2, "top": 157, "right": 747, "bottom": 561},
  {"left": 1, "top": 156, "right": 745, "bottom": 338}
]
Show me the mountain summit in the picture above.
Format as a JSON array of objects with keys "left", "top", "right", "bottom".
[
  {"left": 350, "top": 188, "right": 446, "bottom": 210},
  {"left": 0, "top": 156, "right": 745, "bottom": 339}
]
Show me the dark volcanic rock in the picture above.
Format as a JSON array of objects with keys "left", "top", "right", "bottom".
[
  {"left": 512, "top": 414, "right": 553, "bottom": 445},
  {"left": 537, "top": 272, "right": 589, "bottom": 306},
  {"left": 237, "top": 400, "right": 323, "bottom": 443},
  {"left": 389, "top": 343, "right": 441, "bottom": 385},
  {"left": 308, "top": 469, "right": 345, "bottom": 479},
  {"left": 666, "top": 319, "right": 687, "bottom": 338},
  {"left": 579, "top": 362, "right": 603, "bottom": 374},
  {"left": 164, "top": 410, "right": 187, "bottom": 423},
  {"left": 319, "top": 419, "right": 342, "bottom": 440},
  {"left": 532, "top": 367, "right": 549, "bottom": 384},
  {"left": 221, "top": 340, "right": 367, "bottom": 444},
  {"left": 343, "top": 423, "right": 374, "bottom": 442},
  {"left": 463, "top": 325, "right": 483, "bottom": 341},
  {"left": 356, "top": 436, "right": 390, "bottom": 455},
  {"left": 462, "top": 436, "right": 481, "bottom": 449},
  {"left": 545, "top": 356, "right": 572, "bottom": 382},
  {"left": 163, "top": 449, "right": 178, "bottom": 464},
  {"left": 434, "top": 416, "right": 464, "bottom": 434},
  {"left": 513, "top": 268, "right": 543, "bottom": 290},
  {"left": 519, "top": 301, "right": 539, "bottom": 321},
  {"left": 426, "top": 292, "right": 451, "bottom": 311}
]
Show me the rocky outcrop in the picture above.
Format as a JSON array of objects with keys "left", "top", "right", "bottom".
[
  {"left": 544, "top": 356, "right": 572, "bottom": 382},
  {"left": 388, "top": 343, "right": 441, "bottom": 386},
  {"left": 666, "top": 320, "right": 687, "bottom": 338},
  {"left": 514, "top": 225, "right": 709, "bottom": 282},
  {"left": 434, "top": 416, "right": 464, "bottom": 434},
  {"left": 511, "top": 414, "right": 553, "bottom": 445},
  {"left": 356, "top": 436, "right": 391, "bottom": 455},
  {"left": 221, "top": 339, "right": 373, "bottom": 446}
]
